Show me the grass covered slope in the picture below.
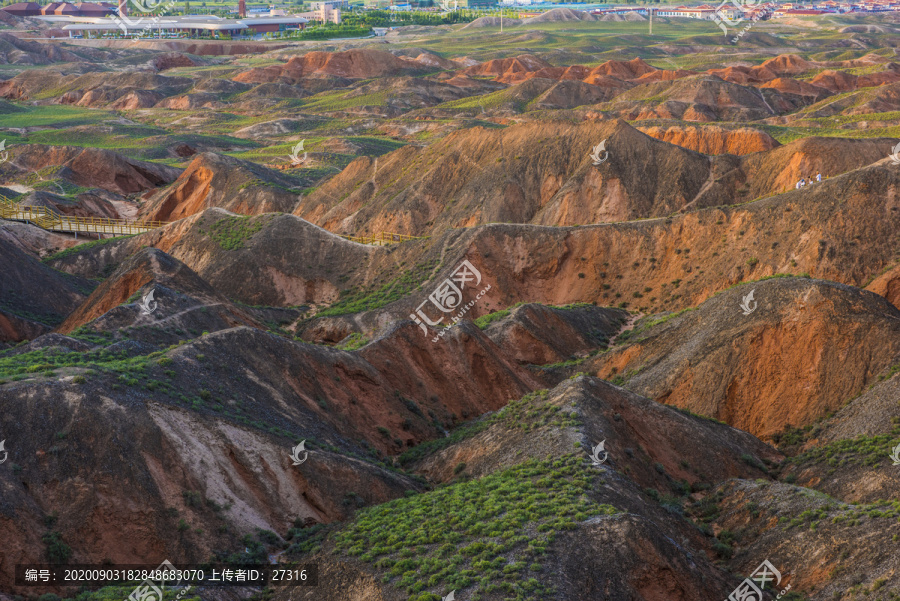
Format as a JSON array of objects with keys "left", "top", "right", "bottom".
[
  {"left": 272, "top": 376, "right": 783, "bottom": 601},
  {"left": 333, "top": 456, "right": 615, "bottom": 600}
]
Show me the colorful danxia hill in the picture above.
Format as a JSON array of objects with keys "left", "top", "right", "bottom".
[{"left": 2, "top": 4, "right": 900, "bottom": 601}]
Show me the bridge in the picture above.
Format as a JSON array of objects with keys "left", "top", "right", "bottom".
[{"left": 0, "top": 196, "right": 425, "bottom": 246}]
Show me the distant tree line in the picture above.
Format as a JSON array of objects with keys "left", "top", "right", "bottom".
[
  {"left": 286, "top": 22, "right": 372, "bottom": 38},
  {"left": 343, "top": 9, "right": 478, "bottom": 26}
]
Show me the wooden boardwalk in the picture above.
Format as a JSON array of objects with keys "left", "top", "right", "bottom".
[
  {"left": 0, "top": 196, "right": 165, "bottom": 236},
  {"left": 0, "top": 195, "right": 425, "bottom": 245}
]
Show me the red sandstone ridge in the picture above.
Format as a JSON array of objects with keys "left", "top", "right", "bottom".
[
  {"left": 865, "top": 264, "right": 900, "bottom": 310},
  {"left": 756, "top": 53, "right": 814, "bottom": 77},
  {"left": 108, "top": 89, "right": 163, "bottom": 110},
  {"left": 232, "top": 48, "right": 432, "bottom": 84},
  {"left": 8, "top": 145, "right": 181, "bottom": 195},
  {"left": 294, "top": 120, "right": 889, "bottom": 238},
  {"left": 150, "top": 52, "right": 203, "bottom": 71},
  {"left": 701, "top": 54, "right": 897, "bottom": 91},
  {"left": 140, "top": 152, "right": 299, "bottom": 222},
  {"left": 461, "top": 54, "right": 552, "bottom": 80},
  {"left": 599, "top": 74, "right": 814, "bottom": 122},
  {"left": 707, "top": 54, "right": 813, "bottom": 84},
  {"left": 460, "top": 55, "right": 683, "bottom": 86},
  {"left": 810, "top": 69, "right": 863, "bottom": 93},
  {"left": 55, "top": 247, "right": 263, "bottom": 336},
  {"left": 633, "top": 68, "right": 696, "bottom": 83},
  {"left": 591, "top": 57, "right": 657, "bottom": 80},
  {"left": 481, "top": 303, "right": 628, "bottom": 365},
  {"left": 635, "top": 125, "right": 780, "bottom": 155},
  {"left": 586, "top": 278, "right": 900, "bottom": 439},
  {"left": 294, "top": 119, "right": 722, "bottom": 235},
  {"left": 810, "top": 67, "right": 900, "bottom": 93},
  {"left": 758, "top": 77, "right": 830, "bottom": 101},
  {"left": 799, "top": 81, "right": 900, "bottom": 117},
  {"left": 153, "top": 93, "right": 223, "bottom": 110},
  {"left": 47, "top": 209, "right": 372, "bottom": 308}
]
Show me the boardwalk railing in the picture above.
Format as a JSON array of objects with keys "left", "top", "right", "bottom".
[
  {"left": 1, "top": 195, "right": 423, "bottom": 245},
  {"left": 0, "top": 195, "right": 166, "bottom": 236},
  {"left": 340, "top": 232, "right": 426, "bottom": 246}
]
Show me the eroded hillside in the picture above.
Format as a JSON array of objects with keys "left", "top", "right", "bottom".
[{"left": 3, "top": 13, "right": 900, "bottom": 601}]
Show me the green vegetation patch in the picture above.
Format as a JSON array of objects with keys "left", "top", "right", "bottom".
[
  {"left": 0, "top": 302, "right": 64, "bottom": 327},
  {"left": 614, "top": 308, "right": 692, "bottom": 345},
  {"left": 0, "top": 338, "right": 351, "bottom": 452},
  {"left": 287, "top": 24, "right": 372, "bottom": 40},
  {"left": 332, "top": 455, "right": 619, "bottom": 600},
  {"left": 764, "top": 489, "right": 900, "bottom": 533},
  {"left": 0, "top": 344, "right": 164, "bottom": 381},
  {"left": 301, "top": 89, "right": 390, "bottom": 113},
  {"left": 43, "top": 235, "right": 133, "bottom": 263},
  {"left": 335, "top": 332, "right": 369, "bottom": 351},
  {"left": 203, "top": 215, "right": 269, "bottom": 251},
  {"left": 472, "top": 302, "right": 524, "bottom": 329},
  {"left": 398, "top": 389, "right": 578, "bottom": 467},
  {"left": 316, "top": 257, "right": 440, "bottom": 317},
  {"left": 0, "top": 104, "right": 107, "bottom": 129},
  {"left": 398, "top": 412, "right": 494, "bottom": 468},
  {"left": 787, "top": 421, "right": 900, "bottom": 469}
]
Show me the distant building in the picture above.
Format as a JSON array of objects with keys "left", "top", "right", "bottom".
[
  {"left": 74, "top": 1, "right": 114, "bottom": 15},
  {"left": 2, "top": 2, "right": 43, "bottom": 16},
  {"left": 54, "top": 2, "right": 81, "bottom": 15},
  {"left": 60, "top": 14, "right": 308, "bottom": 36},
  {"left": 1, "top": 0, "right": 115, "bottom": 16},
  {"left": 656, "top": 4, "right": 720, "bottom": 19},
  {"left": 323, "top": 4, "right": 340, "bottom": 21},
  {"left": 309, "top": 0, "right": 347, "bottom": 9},
  {"left": 299, "top": 2, "right": 341, "bottom": 22},
  {"left": 0, "top": 2, "right": 115, "bottom": 17},
  {"left": 599, "top": 5, "right": 648, "bottom": 13}
]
